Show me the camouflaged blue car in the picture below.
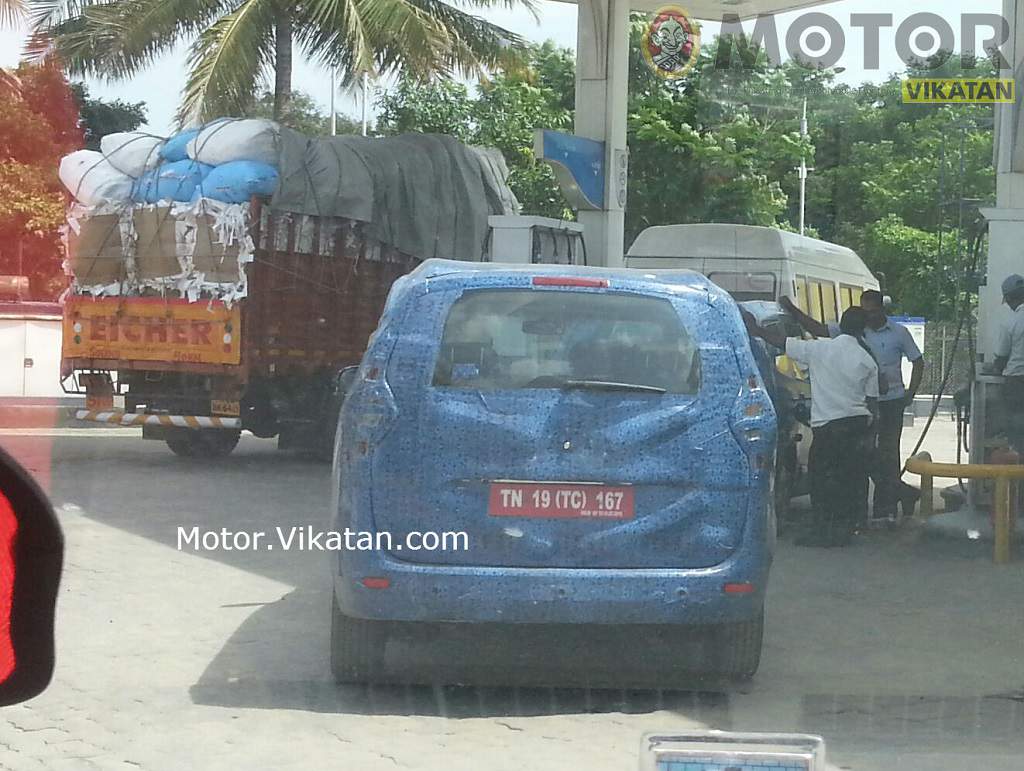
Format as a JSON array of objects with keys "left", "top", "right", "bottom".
[{"left": 330, "top": 260, "right": 778, "bottom": 683}]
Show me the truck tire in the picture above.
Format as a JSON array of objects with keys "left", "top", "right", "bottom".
[
  {"left": 165, "top": 430, "right": 241, "bottom": 459},
  {"left": 330, "top": 591, "right": 387, "bottom": 683},
  {"left": 708, "top": 609, "right": 764, "bottom": 681}
]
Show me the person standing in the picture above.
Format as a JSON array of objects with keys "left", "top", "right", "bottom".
[
  {"left": 989, "top": 274, "right": 1024, "bottom": 453},
  {"left": 781, "top": 291, "right": 924, "bottom": 519},
  {"left": 744, "top": 307, "right": 879, "bottom": 547}
]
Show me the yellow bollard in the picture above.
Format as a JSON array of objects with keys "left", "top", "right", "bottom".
[
  {"left": 994, "top": 477, "right": 1013, "bottom": 565},
  {"left": 904, "top": 451, "right": 1024, "bottom": 564},
  {"left": 919, "top": 473, "right": 934, "bottom": 518}
]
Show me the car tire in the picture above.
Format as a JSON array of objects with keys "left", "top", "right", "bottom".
[
  {"left": 166, "top": 430, "right": 240, "bottom": 459},
  {"left": 330, "top": 591, "right": 387, "bottom": 683},
  {"left": 709, "top": 608, "right": 764, "bottom": 681}
]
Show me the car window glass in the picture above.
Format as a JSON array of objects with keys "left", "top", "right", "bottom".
[{"left": 432, "top": 290, "right": 701, "bottom": 394}]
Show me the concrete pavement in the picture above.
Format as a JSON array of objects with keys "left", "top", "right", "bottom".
[{"left": 0, "top": 421, "right": 1021, "bottom": 770}]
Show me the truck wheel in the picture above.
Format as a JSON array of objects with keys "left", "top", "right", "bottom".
[
  {"left": 165, "top": 430, "right": 241, "bottom": 459},
  {"left": 330, "top": 591, "right": 387, "bottom": 683},
  {"left": 707, "top": 609, "right": 764, "bottom": 681}
]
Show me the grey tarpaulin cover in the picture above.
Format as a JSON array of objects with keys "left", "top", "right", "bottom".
[{"left": 272, "top": 128, "right": 519, "bottom": 261}]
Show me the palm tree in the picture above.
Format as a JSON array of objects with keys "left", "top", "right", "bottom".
[
  {"left": 26, "top": 0, "right": 533, "bottom": 124},
  {"left": 1, "top": 0, "right": 26, "bottom": 27}
]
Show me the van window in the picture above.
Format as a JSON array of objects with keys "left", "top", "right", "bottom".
[
  {"left": 807, "top": 280, "right": 825, "bottom": 322},
  {"left": 793, "top": 276, "right": 809, "bottom": 312},
  {"left": 840, "top": 285, "right": 855, "bottom": 312},
  {"left": 820, "top": 283, "right": 838, "bottom": 323},
  {"left": 433, "top": 290, "right": 701, "bottom": 394},
  {"left": 706, "top": 272, "right": 777, "bottom": 301}
]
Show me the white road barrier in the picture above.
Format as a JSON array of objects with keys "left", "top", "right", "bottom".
[{"left": 74, "top": 410, "right": 240, "bottom": 429}]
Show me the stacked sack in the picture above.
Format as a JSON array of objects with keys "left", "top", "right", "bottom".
[{"left": 58, "top": 118, "right": 281, "bottom": 208}]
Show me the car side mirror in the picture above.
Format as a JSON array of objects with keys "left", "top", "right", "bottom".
[{"left": 0, "top": 447, "right": 63, "bottom": 706}]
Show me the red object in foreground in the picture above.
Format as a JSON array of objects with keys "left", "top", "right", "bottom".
[
  {"left": 488, "top": 482, "right": 635, "bottom": 521},
  {"left": 361, "top": 577, "right": 391, "bottom": 589},
  {"left": 0, "top": 446, "right": 63, "bottom": 706},
  {"left": 0, "top": 491, "right": 17, "bottom": 682}
]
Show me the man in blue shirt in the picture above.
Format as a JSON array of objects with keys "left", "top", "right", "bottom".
[{"left": 781, "top": 290, "right": 925, "bottom": 521}]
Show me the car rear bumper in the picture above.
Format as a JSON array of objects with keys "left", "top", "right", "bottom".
[{"left": 334, "top": 552, "right": 770, "bottom": 626}]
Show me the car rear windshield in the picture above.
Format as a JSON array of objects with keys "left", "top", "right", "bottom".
[{"left": 432, "top": 289, "right": 701, "bottom": 394}]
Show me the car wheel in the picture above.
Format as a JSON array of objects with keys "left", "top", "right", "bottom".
[
  {"left": 330, "top": 591, "right": 387, "bottom": 683},
  {"left": 708, "top": 608, "right": 764, "bottom": 681}
]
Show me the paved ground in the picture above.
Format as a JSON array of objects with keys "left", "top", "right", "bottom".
[{"left": 1, "top": 417, "right": 1022, "bottom": 771}]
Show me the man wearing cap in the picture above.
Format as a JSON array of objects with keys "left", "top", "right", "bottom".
[
  {"left": 781, "top": 291, "right": 925, "bottom": 520},
  {"left": 990, "top": 274, "right": 1024, "bottom": 452}
]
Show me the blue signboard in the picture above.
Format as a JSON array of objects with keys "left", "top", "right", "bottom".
[{"left": 534, "top": 130, "right": 605, "bottom": 210}]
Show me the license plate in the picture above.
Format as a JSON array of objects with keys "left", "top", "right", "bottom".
[
  {"left": 85, "top": 394, "right": 114, "bottom": 410},
  {"left": 488, "top": 482, "right": 635, "bottom": 521}
]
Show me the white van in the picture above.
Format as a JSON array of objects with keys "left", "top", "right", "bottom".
[
  {"left": 626, "top": 224, "right": 880, "bottom": 324},
  {"left": 627, "top": 224, "right": 881, "bottom": 522}
]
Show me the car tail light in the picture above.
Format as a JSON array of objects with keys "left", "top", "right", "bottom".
[
  {"left": 532, "top": 277, "right": 610, "bottom": 288},
  {"left": 350, "top": 352, "right": 398, "bottom": 449},
  {"left": 731, "top": 368, "right": 775, "bottom": 481},
  {"left": 361, "top": 577, "right": 391, "bottom": 589}
]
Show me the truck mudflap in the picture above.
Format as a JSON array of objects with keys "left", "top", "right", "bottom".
[{"left": 74, "top": 410, "right": 241, "bottom": 429}]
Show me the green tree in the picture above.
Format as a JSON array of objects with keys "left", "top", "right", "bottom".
[
  {"left": 378, "top": 44, "right": 573, "bottom": 218},
  {"left": 625, "top": 32, "right": 809, "bottom": 241},
  {"left": 27, "top": 0, "right": 534, "bottom": 123},
  {"left": 71, "top": 83, "right": 147, "bottom": 150},
  {"left": 0, "top": 62, "right": 83, "bottom": 300},
  {"left": 246, "top": 90, "right": 361, "bottom": 135},
  {"left": 803, "top": 55, "right": 996, "bottom": 318}
]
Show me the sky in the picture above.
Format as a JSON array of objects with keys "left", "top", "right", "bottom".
[{"left": 0, "top": 0, "right": 1004, "bottom": 135}]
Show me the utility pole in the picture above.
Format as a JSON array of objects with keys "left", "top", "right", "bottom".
[
  {"left": 330, "top": 68, "right": 337, "bottom": 136},
  {"left": 361, "top": 71, "right": 369, "bottom": 137},
  {"left": 797, "top": 98, "right": 813, "bottom": 236}
]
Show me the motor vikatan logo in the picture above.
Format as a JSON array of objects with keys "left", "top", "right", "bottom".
[{"left": 643, "top": 6, "right": 701, "bottom": 80}]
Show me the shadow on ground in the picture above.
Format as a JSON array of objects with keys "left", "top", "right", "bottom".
[{"left": 188, "top": 586, "right": 736, "bottom": 718}]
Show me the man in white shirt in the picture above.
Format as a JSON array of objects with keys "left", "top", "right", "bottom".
[
  {"left": 781, "top": 292, "right": 924, "bottom": 520},
  {"left": 745, "top": 307, "right": 879, "bottom": 547},
  {"left": 990, "top": 274, "right": 1024, "bottom": 453}
]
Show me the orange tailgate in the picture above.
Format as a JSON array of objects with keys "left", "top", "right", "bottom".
[{"left": 63, "top": 297, "right": 241, "bottom": 366}]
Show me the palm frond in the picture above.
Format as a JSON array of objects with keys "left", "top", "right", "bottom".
[
  {"left": 405, "top": 0, "right": 527, "bottom": 75},
  {"left": 25, "top": 0, "right": 227, "bottom": 72},
  {"left": 297, "top": 0, "right": 527, "bottom": 87},
  {"left": 178, "top": 0, "right": 276, "bottom": 124},
  {"left": 1, "top": 0, "right": 27, "bottom": 28},
  {"left": 299, "top": 0, "right": 449, "bottom": 83},
  {"left": 26, "top": 0, "right": 94, "bottom": 39},
  {"left": 442, "top": 0, "right": 537, "bottom": 22}
]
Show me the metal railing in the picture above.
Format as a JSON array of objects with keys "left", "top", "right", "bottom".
[{"left": 905, "top": 452, "right": 1024, "bottom": 564}]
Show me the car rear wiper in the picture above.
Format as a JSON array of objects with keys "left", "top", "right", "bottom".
[{"left": 561, "top": 379, "right": 667, "bottom": 395}]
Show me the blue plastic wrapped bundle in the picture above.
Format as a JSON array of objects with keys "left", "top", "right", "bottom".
[
  {"left": 192, "top": 160, "right": 279, "bottom": 204},
  {"left": 159, "top": 128, "right": 201, "bottom": 163},
  {"left": 132, "top": 160, "right": 214, "bottom": 204}
]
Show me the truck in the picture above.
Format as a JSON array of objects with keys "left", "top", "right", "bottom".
[{"left": 61, "top": 128, "right": 584, "bottom": 458}]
